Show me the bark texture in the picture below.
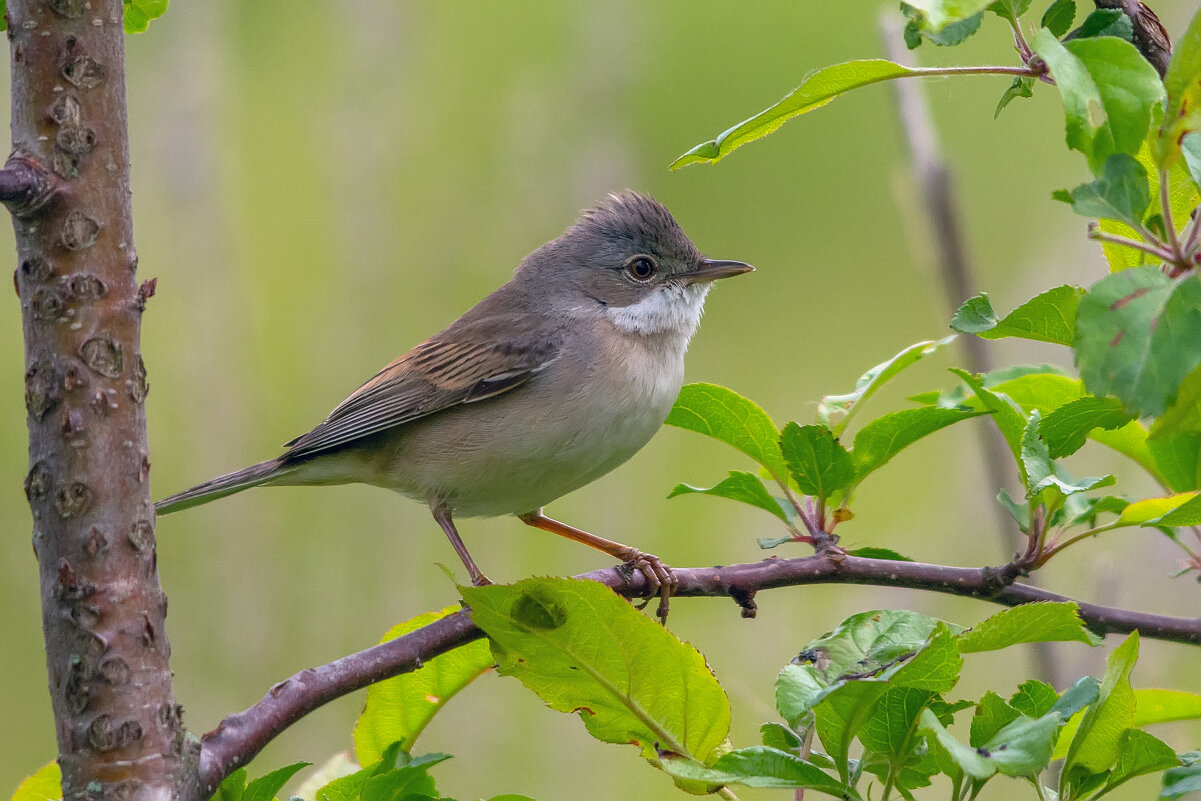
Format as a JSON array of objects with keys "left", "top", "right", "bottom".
[{"left": 6, "top": 2, "right": 190, "bottom": 800}]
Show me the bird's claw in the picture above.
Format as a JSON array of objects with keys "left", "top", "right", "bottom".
[{"left": 618, "top": 547, "right": 677, "bottom": 624}]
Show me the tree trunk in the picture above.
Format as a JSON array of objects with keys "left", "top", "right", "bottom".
[{"left": 5, "top": 2, "right": 191, "bottom": 800}]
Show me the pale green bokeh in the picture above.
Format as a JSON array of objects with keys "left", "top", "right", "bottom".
[{"left": 2, "top": 2, "right": 1198, "bottom": 799}]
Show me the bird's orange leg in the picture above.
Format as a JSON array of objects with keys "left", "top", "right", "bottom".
[{"left": 518, "top": 509, "right": 676, "bottom": 622}]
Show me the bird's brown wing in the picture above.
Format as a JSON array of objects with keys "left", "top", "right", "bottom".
[{"left": 282, "top": 318, "right": 562, "bottom": 460}]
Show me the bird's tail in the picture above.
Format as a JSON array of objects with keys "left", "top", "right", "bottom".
[{"left": 155, "top": 458, "right": 296, "bottom": 515}]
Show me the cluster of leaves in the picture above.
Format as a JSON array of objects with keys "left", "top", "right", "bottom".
[
  {"left": 0, "top": 0, "right": 169, "bottom": 34},
  {"left": 18, "top": 587, "right": 1195, "bottom": 801},
  {"left": 665, "top": 0, "right": 1201, "bottom": 579}
]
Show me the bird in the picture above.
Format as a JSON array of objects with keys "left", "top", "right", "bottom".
[{"left": 155, "top": 192, "right": 753, "bottom": 618}]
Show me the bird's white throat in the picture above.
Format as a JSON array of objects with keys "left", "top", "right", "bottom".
[{"left": 605, "top": 282, "right": 711, "bottom": 337}]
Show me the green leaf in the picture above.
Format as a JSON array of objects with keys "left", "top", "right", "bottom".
[
  {"left": 819, "top": 336, "right": 956, "bottom": 434},
  {"left": 668, "top": 471, "right": 790, "bottom": 523},
  {"left": 987, "top": 0, "right": 1032, "bottom": 18},
  {"left": 1133, "top": 689, "right": 1201, "bottom": 726},
  {"left": 969, "top": 285, "right": 1085, "bottom": 345},
  {"left": 918, "top": 708, "right": 996, "bottom": 781},
  {"left": 1032, "top": 30, "right": 1166, "bottom": 173},
  {"left": 1062, "top": 154, "right": 1151, "bottom": 227},
  {"left": 996, "top": 75, "right": 1036, "bottom": 116},
  {"left": 980, "top": 712, "right": 1062, "bottom": 776},
  {"left": 858, "top": 686, "right": 936, "bottom": 758},
  {"left": 997, "top": 488, "right": 1031, "bottom": 532},
  {"left": 1148, "top": 493, "right": 1201, "bottom": 526},
  {"left": 901, "top": 0, "right": 993, "bottom": 30},
  {"left": 1053, "top": 676, "right": 1102, "bottom": 721},
  {"left": 1010, "top": 680, "right": 1058, "bottom": 718},
  {"left": 1183, "top": 132, "right": 1201, "bottom": 187},
  {"left": 1153, "top": 364, "right": 1201, "bottom": 441},
  {"left": 844, "top": 546, "right": 914, "bottom": 561},
  {"left": 950, "top": 293, "right": 997, "bottom": 333},
  {"left": 970, "top": 692, "right": 1020, "bottom": 747},
  {"left": 358, "top": 752, "right": 450, "bottom": 801},
  {"left": 1042, "top": 0, "right": 1076, "bottom": 36},
  {"left": 780, "top": 423, "right": 855, "bottom": 501},
  {"left": 1117, "top": 492, "right": 1199, "bottom": 525},
  {"left": 1076, "top": 270, "right": 1201, "bottom": 418},
  {"left": 294, "top": 754, "right": 359, "bottom": 801},
  {"left": 1158, "top": 5, "right": 1201, "bottom": 167},
  {"left": 658, "top": 747, "right": 857, "bottom": 797},
  {"left": 1162, "top": 762, "right": 1201, "bottom": 799},
  {"left": 666, "top": 383, "right": 787, "bottom": 480},
  {"left": 1149, "top": 432, "right": 1201, "bottom": 492},
  {"left": 671, "top": 60, "right": 932, "bottom": 169},
  {"left": 950, "top": 369, "right": 1028, "bottom": 467},
  {"left": 957, "top": 602, "right": 1102, "bottom": 652},
  {"left": 1104, "top": 729, "right": 1179, "bottom": 794},
  {"left": 902, "top": 7, "right": 984, "bottom": 48},
  {"left": 1040, "top": 396, "right": 1135, "bottom": 458},
  {"left": 776, "top": 663, "right": 830, "bottom": 729},
  {"left": 124, "top": 0, "right": 169, "bottom": 34},
  {"left": 10, "top": 763, "right": 59, "bottom": 801},
  {"left": 1073, "top": 8, "right": 1133, "bottom": 40},
  {"left": 760, "top": 721, "right": 802, "bottom": 752},
  {"left": 354, "top": 606, "right": 492, "bottom": 763},
  {"left": 216, "top": 770, "right": 247, "bottom": 801},
  {"left": 851, "top": 407, "right": 984, "bottom": 484},
  {"left": 1063, "top": 632, "right": 1140, "bottom": 787},
  {"left": 242, "top": 763, "right": 310, "bottom": 801},
  {"left": 462, "top": 578, "right": 730, "bottom": 763}
]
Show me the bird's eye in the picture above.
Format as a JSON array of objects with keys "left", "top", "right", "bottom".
[{"left": 625, "top": 256, "right": 657, "bottom": 282}]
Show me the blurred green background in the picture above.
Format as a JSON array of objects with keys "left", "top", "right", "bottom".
[{"left": 3, "top": 2, "right": 1199, "bottom": 798}]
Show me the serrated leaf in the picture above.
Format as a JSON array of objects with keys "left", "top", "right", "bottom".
[
  {"left": 1040, "top": 396, "right": 1134, "bottom": 458},
  {"left": 354, "top": 606, "right": 492, "bottom": 763},
  {"left": 10, "top": 763, "right": 59, "bottom": 801},
  {"left": 666, "top": 383, "right": 787, "bottom": 480},
  {"left": 918, "top": 708, "right": 997, "bottom": 781},
  {"left": 658, "top": 747, "right": 857, "bottom": 796},
  {"left": 1104, "top": 729, "right": 1179, "bottom": 794},
  {"left": 780, "top": 423, "right": 855, "bottom": 501},
  {"left": 902, "top": 6, "right": 984, "bottom": 47},
  {"left": 1063, "top": 153, "right": 1151, "bottom": 227},
  {"left": 819, "top": 336, "right": 955, "bottom": 433},
  {"left": 1032, "top": 30, "right": 1166, "bottom": 173},
  {"left": 294, "top": 754, "right": 360, "bottom": 801},
  {"left": 950, "top": 293, "right": 997, "bottom": 333},
  {"left": 1076, "top": 270, "right": 1201, "bottom": 418},
  {"left": 852, "top": 407, "right": 984, "bottom": 484},
  {"left": 668, "top": 471, "right": 790, "bottom": 523},
  {"left": 970, "top": 692, "right": 1020, "bottom": 748},
  {"left": 1010, "top": 680, "right": 1058, "bottom": 718},
  {"left": 359, "top": 752, "right": 450, "bottom": 801},
  {"left": 1042, "top": 0, "right": 1076, "bottom": 36},
  {"left": 671, "top": 60, "right": 935, "bottom": 169},
  {"left": 997, "top": 488, "right": 1031, "bottom": 532},
  {"left": 242, "top": 763, "right": 310, "bottom": 801},
  {"left": 216, "top": 769, "right": 247, "bottom": 801},
  {"left": 957, "top": 602, "right": 1102, "bottom": 652},
  {"left": 986, "top": 285, "right": 1085, "bottom": 345},
  {"left": 858, "top": 686, "right": 936, "bottom": 758},
  {"left": 951, "top": 369, "right": 1028, "bottom": 467},
  {"left": 1158, "top": 5, "right": 1201, "bottom": 167},
  {"left": 1063, "top": 631, "right": 1140, "bottom": 787},
  {"left": 1073, "top": 7, "right": 1132, "bottom": 40},
  {"left": 462, "top": 578, "right": 730, "bottom": 764},
  {"left": 1054, "top": 676, "right": 1103, "bottom": 722}
]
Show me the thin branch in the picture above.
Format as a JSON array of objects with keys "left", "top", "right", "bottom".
[
  {"left": 1087, "top": 224, "right": 1176, "bottom": 262},
  {"left": 196, "top": 553, "right": 1201, "bottom": 790},
  {"left": 1159, "top": 166, "right": 1184, "bottom": 261}
]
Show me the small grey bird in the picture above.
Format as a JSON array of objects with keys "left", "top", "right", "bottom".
[{"left": 156, "top": 192, "right": 752, "bottom": 616}]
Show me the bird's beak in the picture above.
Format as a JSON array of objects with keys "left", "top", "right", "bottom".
[{"left": 681, "top": 258, "right": 755, "bottom": 285}]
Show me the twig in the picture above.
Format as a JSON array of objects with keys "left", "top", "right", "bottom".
[
  {"left": 196, "top": 553, "right": 1201, "bottom": 790},
  {"left": 1087, "top": 224, "right": 1176, "bottom": 262}
]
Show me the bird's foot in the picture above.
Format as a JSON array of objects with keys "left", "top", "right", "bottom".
[{"left": 616, "top": 546, "right": 677, "bottom": 624}]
